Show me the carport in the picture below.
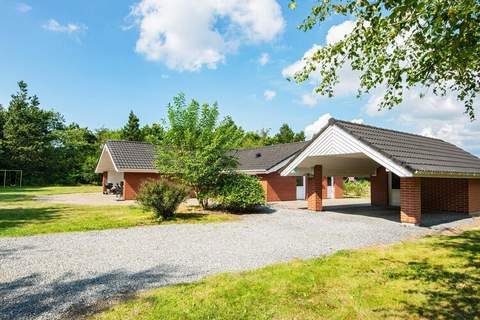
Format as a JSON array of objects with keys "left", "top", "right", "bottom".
[{"left": 281, "top": 119, "right": 480, "bottom": 225}]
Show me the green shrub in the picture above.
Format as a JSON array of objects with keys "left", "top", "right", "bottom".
[
  {"left": 343, "top": 179, "right": 370, "bottom": 198},
  {"left": 212, "top": 174, "right": 265, "bottom": 212},
  {"left": 136, "top": 179, "right": 189, "bottom": 220}
]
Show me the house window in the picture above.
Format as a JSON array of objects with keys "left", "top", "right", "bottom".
[
  {"left": 391, "top": 173, "right": 400, "bottom": 190},
  {"left": 296, "top": 176, "right": 304, "bottom": 186},
  {"left": 327, "top": 177, "right": 333, "bottom": 186}
]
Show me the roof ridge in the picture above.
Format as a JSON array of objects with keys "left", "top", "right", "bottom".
[
  {"left": 333, "top": 119, "right": 445, "bottom": 143},
  {"left": 107, "top": 140, "right": 154, "bottom": 145},
  {"left": 236, "top": 140, "right": 308, "bottom": 152}
]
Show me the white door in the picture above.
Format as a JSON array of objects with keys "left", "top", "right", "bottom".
[
  {"left": 296, "top": 176, "right": 305, "bottom": 200},
  {"left": 327, "top": 177, "right": 334, "bottom": 199},
  {"left": 389, "top": 172, "right": 400, "bottom": 206}
]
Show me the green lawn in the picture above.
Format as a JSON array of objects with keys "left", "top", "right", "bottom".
[
  {"left": 0, "top": 186, "right": 236, "bottom": 237},
  {"left": 93, "top": 227, "right": 480, "bottom": 320}
]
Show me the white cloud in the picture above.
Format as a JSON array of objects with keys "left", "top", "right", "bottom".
[
  {"left": 282, "top": 20, "right": 361, "bottom": 101},
  {"left": 300, "top": 92, "right": 320, "bottom": 106},
  {"left": 264, "top": 89, "right": 276, "bottom": 101},
  {"left": 351, "top": 118, "right": 364, "bottom": 124},
  {"left": 42, "top": 19, "right": 87, "bottom": 34},
  {"left": 363, "top": 88, "right": 480, "bottom": 154},
  {"left": 326, "top": 20, "right": 355, "bottom": 45},
  {"left": 129, "top": 0, "right": 285, "bottom": 71},
  {"left": 304, "top": 113, "right": 332, "bottom": 139},
  {"left": 16, "top": 3, "right": 32, "bottom": 13},
  {"left": 258, "top": 52, "right": 270, "bottom": 65}
]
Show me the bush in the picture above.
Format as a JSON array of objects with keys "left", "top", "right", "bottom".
[
  {"left": 212, "top": 174, "right": 265, "bottom": 212},
  {"left": 343, "top": 179, "right": 370, "bottom": 198},
  {"left": 136, "top": 179, "right": 189, "bottom": 220}
]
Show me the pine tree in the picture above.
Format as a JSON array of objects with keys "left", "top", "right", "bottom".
[{"left": 121, "top": 111, "right": 144, "bottom": 141}]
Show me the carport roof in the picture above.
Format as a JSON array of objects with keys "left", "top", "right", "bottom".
[{"left": 300, "top": 119, "right": 480, "bottom": 177}]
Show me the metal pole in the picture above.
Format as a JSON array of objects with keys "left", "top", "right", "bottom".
[
  {"left": 3, "top": 170, "right": 6, "bottom": 188},
  {"left": 19, "top": 170, "right": 22, "bottom": 188}
]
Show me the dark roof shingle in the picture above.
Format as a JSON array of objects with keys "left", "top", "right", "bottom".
[
  {"left": 106, "top": 140, "right": 156, "bottom": 171},
  {"left": 231, "top": 141, "right": 309, "bottom": 171},
  {"left": 332, "top": 119, "right": 480, "bottom": 175}
]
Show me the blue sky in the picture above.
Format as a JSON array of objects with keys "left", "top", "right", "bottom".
[{"left": 1, "top": 0, "right": 479, "bottom": 155}]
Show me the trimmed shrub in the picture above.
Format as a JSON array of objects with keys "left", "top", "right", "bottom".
[
  {"left": 344, "top": 179, "right": 370, "bottom": 198},
  {"left": 212, "top": 174, "right": 265, "bottom": 212},
  {"left": 136, "top": 179, "right": 189, "bottom": 220}
]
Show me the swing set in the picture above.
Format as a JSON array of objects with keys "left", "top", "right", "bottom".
[{"left": 1, "top": 170, "right": 23, "bottom": 188}]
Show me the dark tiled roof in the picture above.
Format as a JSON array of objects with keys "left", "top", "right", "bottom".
[
  {"left": 106, "top": 140, "right": 156, "bottom": 171},
  {"left": 231, "top": 141, "right": 309, "bottom": 171},
  {"left": 331, "top": 119, "right": 480, "bottom": 175}
]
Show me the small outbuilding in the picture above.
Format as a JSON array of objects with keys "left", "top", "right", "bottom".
[{"left": 281, "top": 118, "right": 480, "bottom": 224}]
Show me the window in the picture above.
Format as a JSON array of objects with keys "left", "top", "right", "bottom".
[
  {"left": 296, "top": 176, "right": 304, "bottom": 187},
  {"left": 391, "top": 173, "right": 400, "bottom": 190},
  {"left": 327, "top": 177, "right": 333, "bottom": 187}
]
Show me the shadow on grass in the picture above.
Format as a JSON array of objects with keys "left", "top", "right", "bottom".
[
  {"left": 0, "top": 264, "right": 200, "bottom": 319},
  {"left": 0, "top": 207, "right": 61, "bottom": 233},
  {"left": 382, "top": 230, "right": 480, "bottom": 319},
  {"left": 0, "top": 193, "right": 34, "bottom": 202}
]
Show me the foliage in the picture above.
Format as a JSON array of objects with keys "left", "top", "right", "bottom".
[
  {"left": 136, "top": 179, "right": 189, "bottom": 220},
  {"left": 155, "top": 93, "right": 244, "bottom": 209},
  {"left": 0, "top": 186, "right": 236, "bottom": 237},
  {"left": 121, "top": 110, "right": 144, "bottom": 141},
  {"left": 0, "top": 81, "right": 305, "bottom": 186},
  {"left": 239, "top": 124, "right": 305, "bottom": 148},
  {"left": 1, "top": 81, "right": 64, "bottom": 184},
  {"left": 272, "top": 123, "right": 305, "bottom": 144},
  {"left": 94, "top": 227, "right": 480, "bottom": 320},
  {"left": 212, "top": 174, "right": 265, "bottom": 212},
  {"left": 343, "top": 179, "right": 370, "bottom": 198},
  {"left": 289, "top": 0, "right": 480, "bottom": 119}
]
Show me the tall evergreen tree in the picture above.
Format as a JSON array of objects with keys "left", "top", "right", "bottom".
[
  {"left": 121, "top": 110, "right": 144, "bottom": 141},
  {"left": 2, "top": 81, "right": 63, "bottom": 183}
]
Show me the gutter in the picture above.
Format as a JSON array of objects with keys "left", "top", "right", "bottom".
[{"left": 414, "top": 171, "right": 480, "bottom": 179}]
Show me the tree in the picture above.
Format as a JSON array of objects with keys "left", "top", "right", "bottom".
[
  {"left": 155, "top": 93, "right": 244, "bottom": 209},
  {"left": 143, "top": 123, "right": 165, "bottom": 144},
  {"left": 240, "top": 129, "right": 272, "bottom": 148},
  {"left": 288, "top": 0, "right": 480, "bottom": 119},
  {"left": 121, "top": 111, "right": 144, "bottom": 141},
  {"left": 2, "top": 81, "right": 64, "bottom": 184}
]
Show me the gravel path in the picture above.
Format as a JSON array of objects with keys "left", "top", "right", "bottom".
[{"left": 0, "top": 206, "right": 475, "bottom": 320}]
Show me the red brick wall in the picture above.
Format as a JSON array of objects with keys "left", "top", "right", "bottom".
[
  {"left": 469, "top": 179, "right": 480, "bottom": 213},
  {"left": 400, "top": 177, "right": 422, "bottom": 224},
  {"left": 334, "top": 176, "right": 344, "bottom": 199},
  {"left": 307, "top": 165, "right": 323, "bottom": 211},
  {"left": 322, "top": 177, "right": 328, "bottom": 198},
  {"left": 257, "top": 173, "right": 297, "bottom": 202},
  {"left": 371, "top": 167, "right": 389, "bottom": 207},
  {"left": 421, "top": 178, "right": 469, "bottom": 213},
  {"left": 123, "top": 172, "right": 161, "bottom": 200}
]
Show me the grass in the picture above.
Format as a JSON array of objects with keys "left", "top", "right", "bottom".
[
  {"left": 344, "top": 179, "right": 371, "bottom": 198},
  {"left": 0, "top": 186, "right": 237, "bottom": 237},
  {"left": 92, "top": 226, "right": 480, "bottom": 320}
]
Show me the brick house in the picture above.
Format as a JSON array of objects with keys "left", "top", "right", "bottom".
[
  {"left": 95, "top": 140, "right": 344, "bottom": 202},
  {"left": 230, "top": 142, "right": 343, "bottom": 202},
  {"left": 281, "top": 118, "right": 480, "bottom": 225}
]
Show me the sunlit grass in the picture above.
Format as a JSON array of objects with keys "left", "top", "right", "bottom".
[{"left": 0, "top": 186, "right": 237, "bottom": 237}]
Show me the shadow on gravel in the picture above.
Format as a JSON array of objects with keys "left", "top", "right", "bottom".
[{"left": 0, "top": 264, "right": 199, "bottom": 319}]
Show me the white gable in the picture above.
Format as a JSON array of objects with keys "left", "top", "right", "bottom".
[{"left": 281, "top": 125, "right": 413, "bottom": 177}]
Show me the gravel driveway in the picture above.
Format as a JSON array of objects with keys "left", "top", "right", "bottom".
[{"left": 0, "top": 205, "right": 474, "bottom": 320}]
